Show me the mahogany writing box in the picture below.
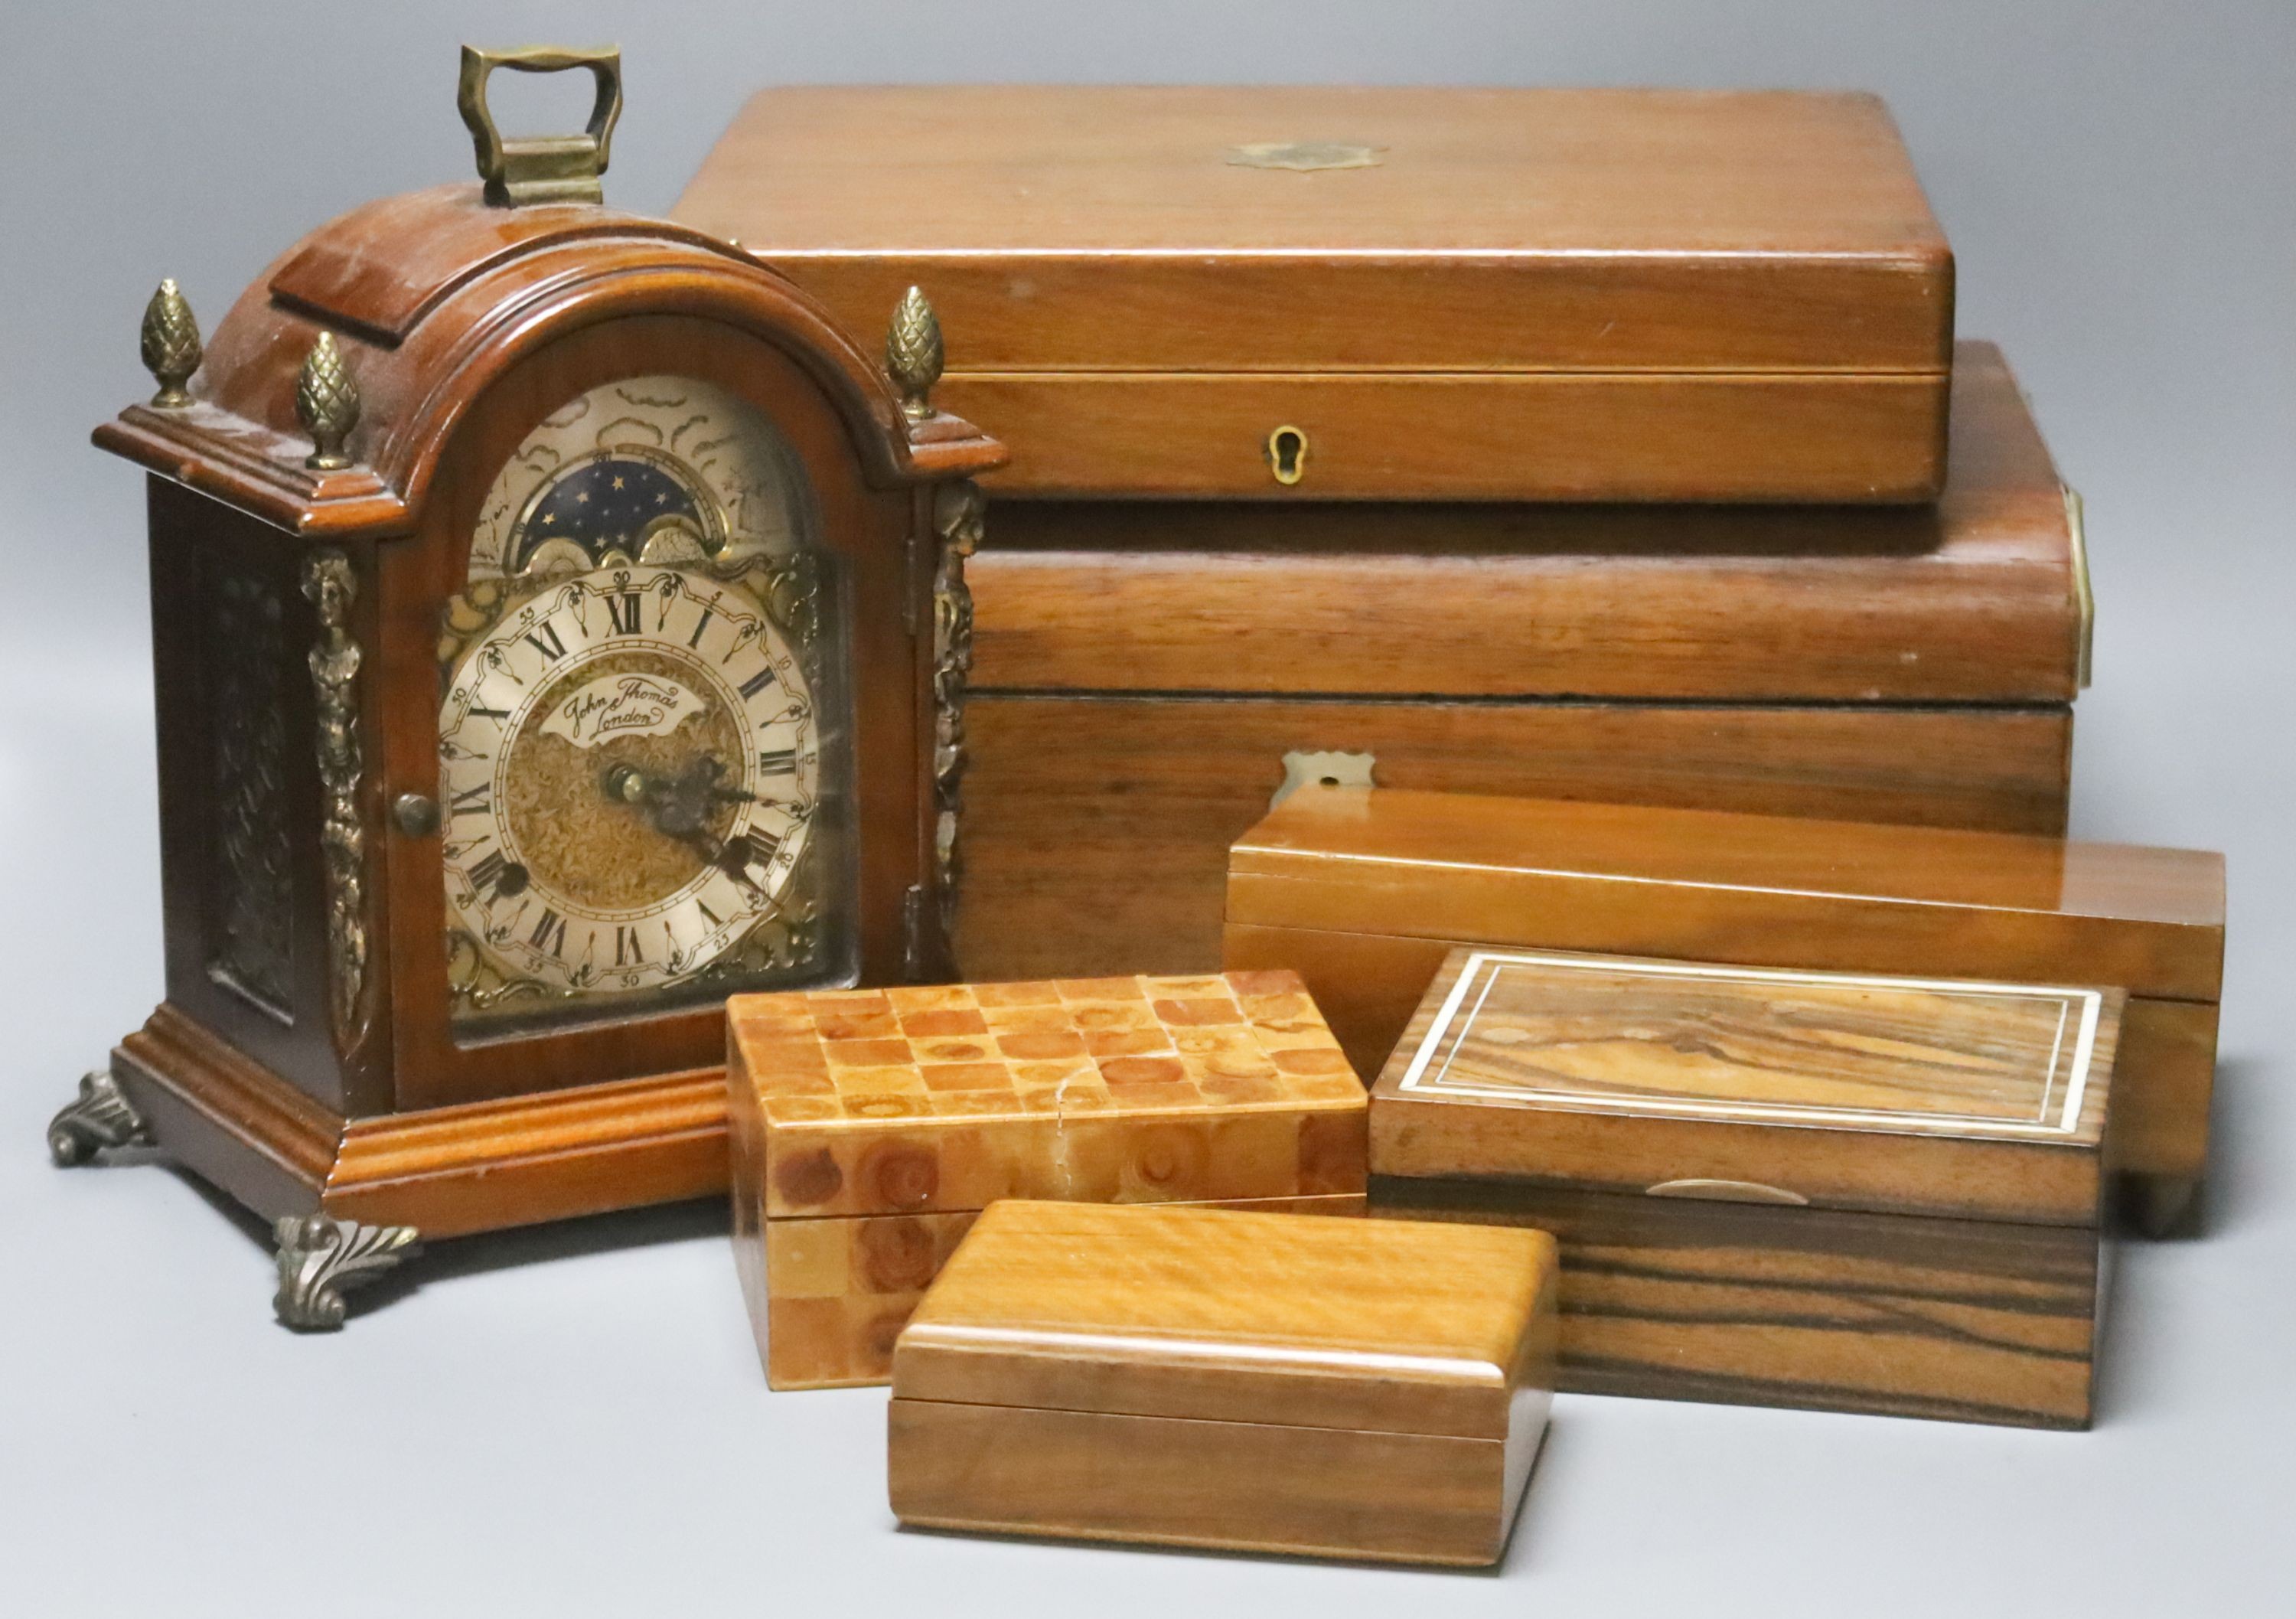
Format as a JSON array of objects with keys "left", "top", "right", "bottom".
[
  {"left": 889, "top": 1200, "right": 1557, "bottom": 1565},
  {"left": 726, "top": 973, "right": 1365, "bottom": 1389},
  {"left": 1371, "top": 948, "right": 2122, "bottom": 1428},
  {"left": 947, "top": 343, "right": 2089, "bottom": 983},
  {"left": 677, "top": 85, "right": 1953, "bottom": 502},
  {"left": 1226, "top": 786, "right": 2223, "bottom": 1233}
]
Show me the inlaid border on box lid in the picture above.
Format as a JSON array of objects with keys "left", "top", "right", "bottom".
[{"left": 1396, "top": 951, "right": 2103, "bottom": 1140}]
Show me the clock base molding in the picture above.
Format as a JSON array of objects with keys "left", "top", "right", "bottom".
[{"left": 71, "top": 1004, "right": 735, "bottom": 1323}]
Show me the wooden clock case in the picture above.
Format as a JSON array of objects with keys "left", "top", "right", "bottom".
[{"left": 53, "top": 157, "right": 1002, "bottom": 1324}]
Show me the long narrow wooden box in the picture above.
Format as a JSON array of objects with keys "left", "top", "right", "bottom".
[
  {"left": 950, "top": 344, "right": 2085, "bottom": 981},
  {"left": 1225, "top": 785, "right": 2223, "bottom": 1231},
  {"left": 678, "top": 85, "right": 1952, "bottom": 502},
  {"left": 889, "top": 1200, "right": 1557, "bottom": 1565},
  {"left": 1371, "top": 949, "right": 2122, "bottom": 1428},
  {"left": 727, "top": 973, "right": 1366, "bottom": 1389}
]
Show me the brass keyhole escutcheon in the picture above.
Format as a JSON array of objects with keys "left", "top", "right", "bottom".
[{"left": 1267, "top": 425, "right": 1308, "bottom": 486}]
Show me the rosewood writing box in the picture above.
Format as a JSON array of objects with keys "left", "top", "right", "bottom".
[
  {"left": 954, "top": 345, "right": 2088, "bottom": 983},
  {"left": 1371, "top": 948, "right": 2122, "bottom": 1428},
  {"left": 726, "top": 973, "right": 1366, "bottom": 1389},
  {"left": 1223, "top": 785, "right": 2225, "bottom": 1233},
  {"left": 678, "top": 85, "right": 1952, "bottom": 502},
  {"left": 889, "top": 1200, "right": 1557, "bottom": 1565}
]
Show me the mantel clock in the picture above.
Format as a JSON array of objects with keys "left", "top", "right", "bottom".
[{"left": 47, "top": 47, "right": 1004, "bottom": 1328}]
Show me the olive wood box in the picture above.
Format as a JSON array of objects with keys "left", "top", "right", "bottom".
[
  {"left": 678, "top": 85, "right": 1953, "bottom": 503},
  {"left": 943, "top": 343, "right": 2089, "bottom": 984},
  {"left": 889, "top": 1200, "right": 1557, "bottom": 1565},
  {"left": 727, "top": 972, "right": 1366, "bottom": 1389},
  {"left": 1224, "top": 785, "right": 2224, "bottom": 1234},
  {"left": 1371, "top": 948, "right": 2122, "bottom": 1428}
]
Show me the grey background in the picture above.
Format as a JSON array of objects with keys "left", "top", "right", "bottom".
[{"left": 2, "top": 2, "right": 2289, "bottom": 1613}]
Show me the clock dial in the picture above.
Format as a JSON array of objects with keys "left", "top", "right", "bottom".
[{"left": 440, "top": 379, "right": 856, "bottom": 1025}]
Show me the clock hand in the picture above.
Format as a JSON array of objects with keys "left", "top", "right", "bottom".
[
  {"left": 601, "top": 757, "right": 771, "bottom": 897},
  {"left": 602, "top": 756, "right": 754, "bottom": 834}
]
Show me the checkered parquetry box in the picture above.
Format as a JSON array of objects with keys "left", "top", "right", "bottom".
[{"left": 728, "top": 970, "right": 1368, "bottom": 1389}]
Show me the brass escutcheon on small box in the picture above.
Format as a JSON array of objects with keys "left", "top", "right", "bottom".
[{"left": 1645, "top": 1177, "right": 1810, "bottom": 1206}]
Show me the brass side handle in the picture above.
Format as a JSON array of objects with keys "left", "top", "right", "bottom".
[
  {"left": 2063, "top": 485, "right": 2095, "bottom": 691},
  {"left": 1645, "top": 1178, "right": 1809, "bottom": 1206},
  {"left": 456, "top": 44, "right": 623, "bottom": 208}
]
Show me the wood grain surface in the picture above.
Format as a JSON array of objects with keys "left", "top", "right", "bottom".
[
  {"left": 729, "top": 972, "right": 1365, "bottom": 1220},
  {"left": 113, "top": 1004, "right": 732, "bottom": 1239},
  {"left": 956, "top": 697, "right": 2073, "bottom": 983},
  {"left": 1376, "top": 1177, "right": 2100, "bottom": 1428},
  {"left": 928, "top": 371, "right": 1946, "bottom": 501},
  {"left": 323, "top": 1069, "right": 729, "bottom": 1236},
  {"left": 1225, "top": 925, "right": 2215, "bottom": 1193},
  {"left": 1222, "top": 785, "right": 2220, "bottom": 1216},
  {"left": 98, "top": 186, "right": 1002, "bottom": 536},
  {"left": 894, "top": 1200, "right": 1553, "bottom": 1435},
  {"left": 140, "top": 481, "right": 390, "bottom": 1121},
  {"left": 729, "top": 974, "right": 1369, "bottom": 1388},
  {"left": 1371, "top": 949, "right": 2118, "bottom": 1226},
  {"left": 1228, "top": 787, "right": 2225, "bottom": 1000},
  {"left": 1407, "top": 961, "right": 2092, "bottom": 1122},
  {"left": 951, "top": 345, "right": 2084, "bottom": 981},
  {"left": 886, "top": 1199, "right": 1555, "bottom": 1563},
  {"left": 970, "top": 344, "right": 2077, "bottom": 700},
  {"left": 2108, "top": 998, "right": 2222, "bottom": 1184},
  {"left": 751, "top": 1193, "right": 1367, "bottom": 1390},
  {"left": 677, "top": 85, "right": 1950, "bottom": 500},
  {"left": 888, "top": 1401, "right": 1529, "bottom": 1565},
  {"left": 678, "top": 86, "right": 1946, "bottom": 370}
]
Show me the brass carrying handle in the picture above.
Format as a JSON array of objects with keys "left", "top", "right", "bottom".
[{"left": 456, "top": 44, "right": 623, "bottom": 207}]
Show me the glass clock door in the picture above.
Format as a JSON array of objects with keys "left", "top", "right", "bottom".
[{"left": 434, "top": 376, "right": 857, "bottom": 1030}]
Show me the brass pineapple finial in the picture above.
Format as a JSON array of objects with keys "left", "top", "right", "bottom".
[
  {"left": 295, "top": 332, "right": 361, "bottom": 471},
  {"left": 886, "top": 286, "right": 943, "bottom": 423},
  {"left": 139, "top": 279, "right": 202, "bottom": 409}
]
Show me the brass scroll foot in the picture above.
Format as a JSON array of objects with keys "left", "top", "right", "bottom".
[
  {"left": 47, "top": 1071, "right": 152, "bottom": 1166},
  {"left": 273, "top": 1215, "right": 421, "bottom": 1331}
]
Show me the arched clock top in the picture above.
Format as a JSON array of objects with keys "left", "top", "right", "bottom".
[
  {"left": 94, "top": 186, "right": 1004, "bottom": 538},
  {"left": 61, "top": 47, "right": 1005, "bottom": 1325}
]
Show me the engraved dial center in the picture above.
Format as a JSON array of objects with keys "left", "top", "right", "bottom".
[{"left": 439, "top": 563, "right": 820, "bottom": 1002}]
